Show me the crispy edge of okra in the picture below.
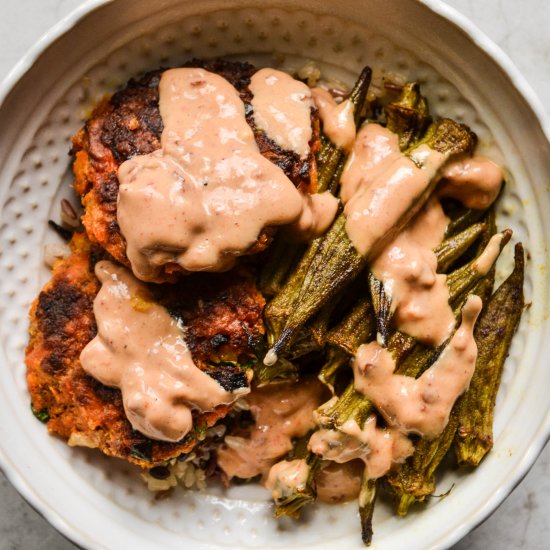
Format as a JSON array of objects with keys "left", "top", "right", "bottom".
[
  {"left": 359, "top": 474, "right": 378, "bottom": 546},
  {"left": 386, "top": 404, "right": 460, "bottom": 515},
  {"left": 434, "top": 222, "right": 486, "bottom": 273},
  {"left": 455, "top": 243, "right": 525, "bottom": 466},
  {"left": 385, "top": 82, "right": 431, "bottom": 151},
  {"left": 326, "top": 294, "right": 375, "bottom": 355},
  {"left": 369, "top": 272, "right": 393, "bottom": 347},
  {"left": 445, "top": 207, "right": 485, "bottom": 237}
]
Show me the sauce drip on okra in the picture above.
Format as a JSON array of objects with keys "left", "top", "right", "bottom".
[
  {"left": 341, "top": 124, "right": 445, "bottom": 259},
  {"left": 308, "top": 415, "right": 414, "bottom": 479},
  {"left": 311, "top": 87, "right": 356, "bottom": 153},
  {"left": 371, "top": 197, "right": 454, "bottom": 346},
  {"left": 439, "top": 156, "right": 503, "bottom": 209},
  {"left": 314, "top": 461, "right": 364, "bottom": 503},
  {"left": 217, "top": 378, "right": 326, "bottom": 479},
  {"left": 265, "top": 458, "right": 365, "bottom": 504},
  {"left": 340, "top": 123, "right": 503, "bottom": 345},
  {"left": 265, "top": 459, "right": 310, "bottom": 501},
  {"left": 352, "top": 295, "right": 482, "bottom": 438}
]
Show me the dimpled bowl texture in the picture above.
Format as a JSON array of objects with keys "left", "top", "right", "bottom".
[{"left": 0, "top": 1, "right": 549, "bottom": 549}]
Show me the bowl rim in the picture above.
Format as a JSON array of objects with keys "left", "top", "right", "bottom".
[{"left": 1, "top": 1, "right": 549, "bottom": 549}]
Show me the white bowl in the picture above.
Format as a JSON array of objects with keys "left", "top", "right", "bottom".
[{"left": 1, "top": 1, "right": 549, "bottom": 548}]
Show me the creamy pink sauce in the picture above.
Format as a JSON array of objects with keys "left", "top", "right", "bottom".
[
  {"left": 265, "top": 458, "right": 310, "bottom": 501},
  {"left": 311, "top": 87, "right": 356, "bottom": 153},
  {"left": 284, "top": 191, "right": 339, "bottom": 242},
  {"left": 439, "top": 155, "right": 503, "bottom": 209},
  {"left": 341, "top": 124, "right": 446, "bottom": 258},
  {"left": 371, "top": 197, "right": 454, "bottom": 345},
  {"left": 472, "top": 232, "right": 507, "bottom": 275},
  {"left": 340, "top": 124, "right": 401, "bottom": 204},
  {"left": 315, "top": 460, "right": 364, "bottom": 504},
  {"left": 309, "top": 415, "right": 413, "bottom": 479},
  {"left": 117, "top": 68, "right": 323, "bottom": 281},
  {"left": 339, "top": 126, "right": 504, "bottom": 347},
  {"left": 79, "top": 260, "right": 247, "bottom": 442},
  {"left": 217, "top": 378, "right": 326, "bottom": 479},
  {"left": 250, "top": 68, "right": 313, "bottom": 158},
  {"left": 353, "top": 295, "right": 482, "bottom": 438}
]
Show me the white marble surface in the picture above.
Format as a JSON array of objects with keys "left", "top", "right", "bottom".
[{"left": 0, "top": 0, "right": 549, "bottom": 548}]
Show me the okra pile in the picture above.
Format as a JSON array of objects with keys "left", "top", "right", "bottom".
[{"left": 253, "top": 68, "right": 525, "bottom": 545}]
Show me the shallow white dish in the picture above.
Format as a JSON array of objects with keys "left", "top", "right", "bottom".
[{"left": 1, "top": 0, "right": 550, "bottom": 548}]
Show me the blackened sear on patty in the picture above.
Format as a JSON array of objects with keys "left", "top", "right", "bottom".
[
  {"left": 100, "top": 70, "right": 163, "bottom": 163},
  {"left": 183, "top": 58, "right": 257, "bottom": 95},
  {"left": 207, "top": 368, "right": 249, "bottom": 392},
  {"left": 71, "top": 59, "right": 319, "bottom": 282}
]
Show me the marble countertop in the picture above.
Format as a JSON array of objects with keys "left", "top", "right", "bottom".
[{"left": 1, "top": 1, "right": 549, "bottom": 548}]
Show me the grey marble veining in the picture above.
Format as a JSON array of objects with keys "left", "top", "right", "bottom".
[{"left": 0, "top": 1, "right": 549, "bottom": 548}]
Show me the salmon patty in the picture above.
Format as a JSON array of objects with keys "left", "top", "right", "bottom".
[
  {"left": 72, "top": 59, "right": 320, "bottom": 282},
  {"left": 25, "top": 233, "right": 265, "bottom": 467}
]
